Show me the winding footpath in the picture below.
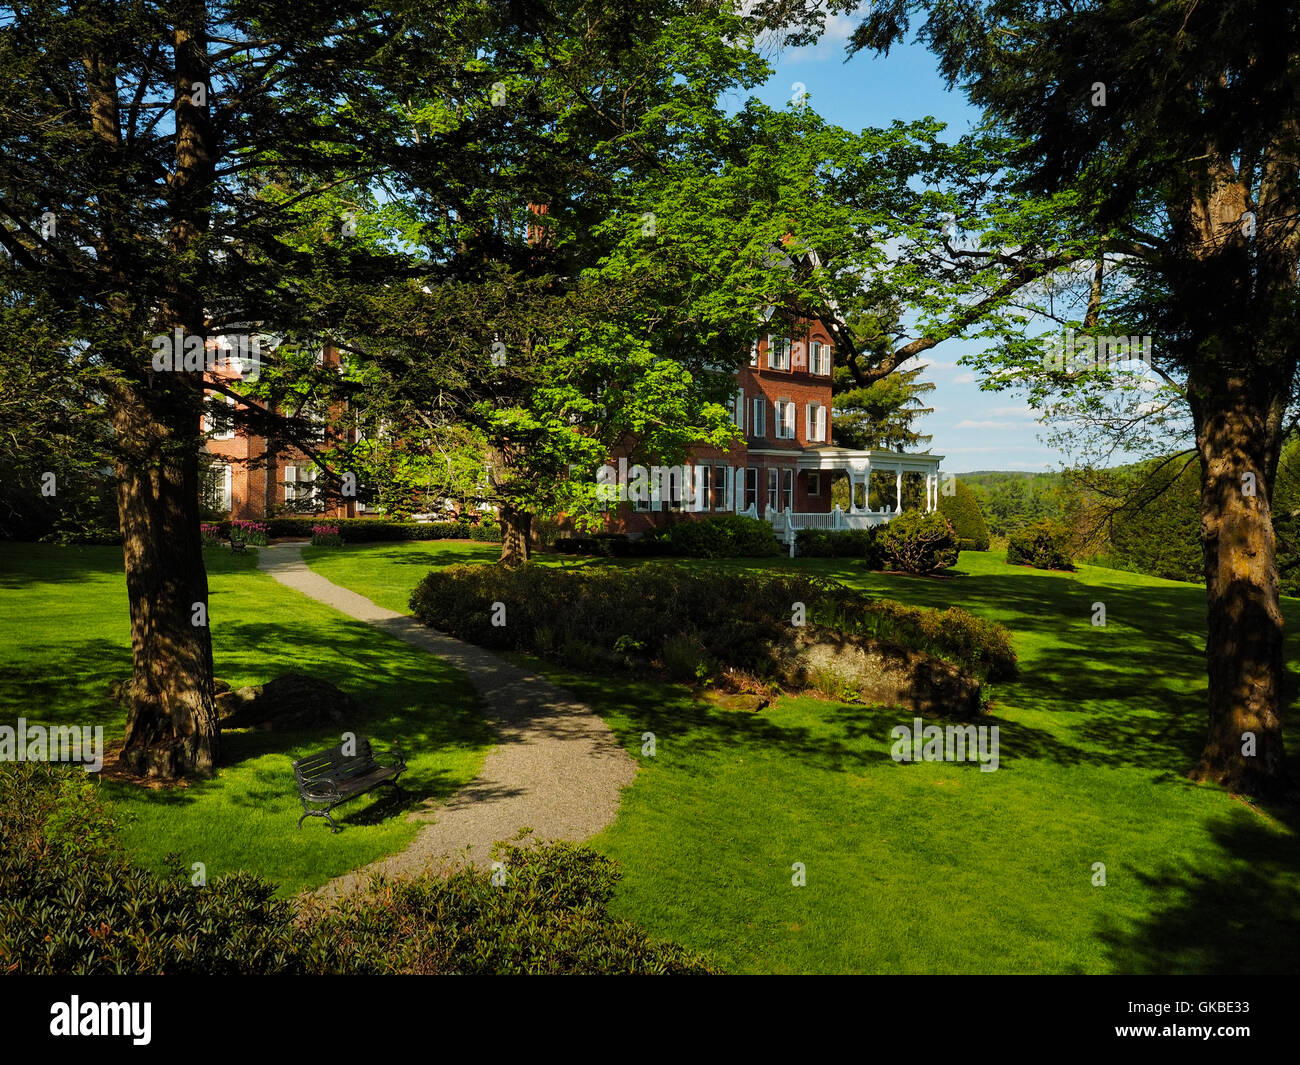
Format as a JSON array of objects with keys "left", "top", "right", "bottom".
[{"left": 256, "top": 542, "right": 637, "bottom": 899}]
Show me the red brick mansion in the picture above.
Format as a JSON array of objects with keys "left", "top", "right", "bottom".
[
  {"left": 199, "top": 324, "right": 943, "bottom": 542},
  {"left": 599, "top": 316, "right": 944, "bottom": 544}
]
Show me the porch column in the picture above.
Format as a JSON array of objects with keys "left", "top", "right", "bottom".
[{"left": 895, "top": 467, "right": 902, "bottom": 513}]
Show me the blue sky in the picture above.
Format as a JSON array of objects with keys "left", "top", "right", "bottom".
[{"left": 736, "top": 13, "right": 1064, "bottom": 474}]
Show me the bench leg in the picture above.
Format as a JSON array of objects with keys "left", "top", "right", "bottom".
[{"left": 298, "top": 806, "right": 341, "bottom": 832}]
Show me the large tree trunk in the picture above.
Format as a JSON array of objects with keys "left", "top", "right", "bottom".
[
  {"left": 112, "top": 6, "right": 219, "bottom": 779},
  {"left": 498, "top": 503, "right": 532, "bottom": 567},
  {"left": 1188, "top": 369, "right": 1287, "bottom": 797},
  {"left": 113, "top": 394, "right": 220, "bottom": 778}
]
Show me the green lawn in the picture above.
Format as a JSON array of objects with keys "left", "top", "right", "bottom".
[
  {"left": 4, "top": 537, "right": 1297, "bottom": 969},
  {"left": 0, "top": 542, "right": 494, "bottom": 897},
  {"left": 300, "top": 542, "right": 1300, "bottom": 974}
]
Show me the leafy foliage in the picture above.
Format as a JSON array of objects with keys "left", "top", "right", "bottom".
[
  {"left": 1006, "top": 520, "right": 1076, "bottom": 571},
  {"left": 409, "top": 562, "right": 1015, "bottom": 681},
  {"left": 794, "top": 527, "right": 880, "bottom": 562},
  {"left": 653, "top": 515, "right": 782, "bottom": 558},
  {"left": 938, "top": 478, "right": 991, "bottom": 551},
  {"left": 0, "top": 764, "right": 710, "bottom": 975},
  {"left": 875, "top": 510, "right": 960, "bottom": 574},
  {"left": 251, "top": 518, "right": 500, "bottom": 542}
]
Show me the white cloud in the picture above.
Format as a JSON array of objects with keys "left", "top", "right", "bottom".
[{"left": 952, "top": 372, "right": 976, "bottom": 384}]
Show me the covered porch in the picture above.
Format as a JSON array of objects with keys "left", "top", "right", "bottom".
[{"left": 758, "top": 446, "right": 944, "bottom": 544}]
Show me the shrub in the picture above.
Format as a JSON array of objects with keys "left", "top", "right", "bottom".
[
  {"left": 409, "top": 563, "right": 1016, "bottom": 682},
  {"left": 1006, "top": 519, "right": 1076, "bottom": 570},
  {"left": 259, "top": 517, "right": 502, "bottom": 543},
  {"left": 661, "top": 631, "right": 711, "bottom": 683},
  {"left": 794, "top": 527, "right": 880, "bottom": 563},
  {"left": 1104, "top": 459, "right": 1201, "bottom": 582},
  {"left": 938, "top": 479, "right": 991, "bottom": 551},
  {"left": 0, "top": 765, "right": 712, "bottom": 975},
  {"left": 0, "top": 764, "right": 304, "bottom": 974},
  {"left": 658, "top": 515, "right": 781, "bottom": 558},
  {"left": 875, "top": 510, "right": 960, "bottom": 574},
  {"left": 303, "top": 836, "right": 715, "bottom": 974},
  {"left": 200, "top": 522, "right": 225, "bottom": 548}
]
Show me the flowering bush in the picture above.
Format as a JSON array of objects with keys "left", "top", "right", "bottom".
[
  {"left": 230, "top": 519, "right": 269, "bottom": 546},
  {"left": 200, "top": 523, "right": 224, "bottom": 548},
  {"left": 311, "top": 524, "right": 343, "bottom": 547}
]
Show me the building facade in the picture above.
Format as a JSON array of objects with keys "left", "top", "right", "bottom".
[
  {"left": 200, "top": 344, "right": 359, "bottom": 522},
  {"left": 600, "top": 317, "right": 943, "bottom": 543}
]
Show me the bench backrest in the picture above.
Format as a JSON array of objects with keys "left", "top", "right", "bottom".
[{"left": 293, "top": 739, "right": 376, "bottom": 784}]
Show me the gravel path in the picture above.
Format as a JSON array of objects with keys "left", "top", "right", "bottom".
[{"left": 256, "top": 542, "right": 637, "bottom": 899}]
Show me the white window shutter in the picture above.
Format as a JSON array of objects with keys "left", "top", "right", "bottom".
[
  {"left": 805, "top": 404, "right": 812, "bottom": 440},
  {"left": 818, "top": 405, "right": 827, "bottom": 441},
  {"left": 735, "top": 388, "right": 745, "bottom": 431}
]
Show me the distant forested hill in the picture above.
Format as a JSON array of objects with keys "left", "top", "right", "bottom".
[
  {"left": 956, "top": 470, "right": 1069, "bottom": 538},
  {"left": 959, "top": 444, "right": 1300, "bottom": 595}
]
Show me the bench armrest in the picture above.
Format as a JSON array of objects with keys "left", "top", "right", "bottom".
[{"left": 299, "top": 774, "right": 342, "bottom": 799}]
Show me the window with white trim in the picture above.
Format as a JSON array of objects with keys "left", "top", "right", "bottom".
[
  {"left": 203, "top": 392, "right": 236, "bottom": 441},
  {"left": 807, "top": 472, "right": 821, "bottom": 496},
  {"left": 767, "top": 335, "right": 791, "bottom": 371},
  {"left": 712, "top": 464, "right": 727, "bottom": 511},
  {"left": 766, "top": 468, "right": 780, "bottom": 512},
  {"left": 749, "top": 340, "right": 759, "bottom": 367},
  {"left": 751, "top": 397, "right": 767, "bottom": 438},
  {"left": 783, "top": 469, "right": 794, "bottom": 512},
  {"left": 727, "top": 389, "right": 745, "bottom": 432},
  {"left": 204, "top": 461, "right": 232, "bottom": 512},
  {"left": 744, "top": 467, "right": 759, "bottom": 511},
  {"left": 805, "top": 402, "right": 827, "bottom": 443},
  {"left": 810, "top": 340, "right": 831, "bottom": 375},
  {"left": 284, "top": 464, "right": 318, "bottom": 507},
  {"left": 775, "top": 399, "right": 796, "bottom": 440}
]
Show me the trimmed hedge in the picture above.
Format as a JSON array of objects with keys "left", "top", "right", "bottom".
[
  {"left": 1006, "top": 520, "right": 1075, "bottom": 570},
  {"left": 0, "top": 764, "right": 710, "bottom": 975},
  {"left": 206, "top": 518, "right": 502, "bottom": 543},
  {"left": 409, "top": 563, "right": 1017, "bottom": 682},
  {"left": 553, "top": 533, "right": 671, "bottom": 558},
  {"left": 939, "top": 479, "right": 991, "bottom": 551},
  {"left": 554, "top": 518, "right": 779, "bottom": 559},
  {"left": 794, "top": 527, "right": 881, "bottom": 563},
  {"left": 653, "top": 514, "right": 782, "bottom": 558},
  {"left": 875, "top": 510, "right": 960, "bottom": 574}
]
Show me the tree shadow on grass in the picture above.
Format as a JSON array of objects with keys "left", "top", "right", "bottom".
[{"left": 1097, "top": 814, "right": 1300, "bottom": 974}]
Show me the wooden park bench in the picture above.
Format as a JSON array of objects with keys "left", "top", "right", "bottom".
[
  {"left": 228, "top": 532, "right": 247, "bottom": 554},
  {"left": 292, "top": 738, "right": 407, "bottom": 832}
]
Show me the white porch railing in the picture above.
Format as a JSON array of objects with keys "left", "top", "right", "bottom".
[{"left": 743, "top": 504, "right": 896, "bottom": 543}]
